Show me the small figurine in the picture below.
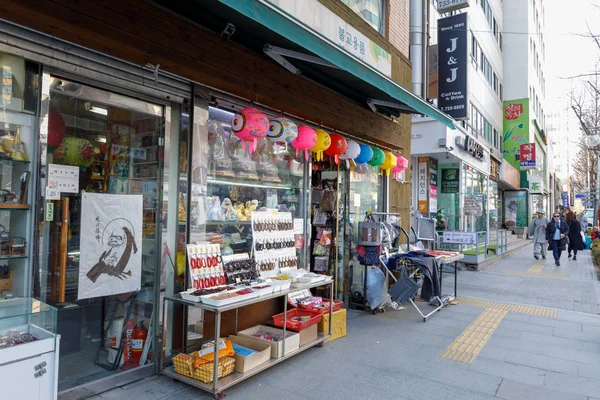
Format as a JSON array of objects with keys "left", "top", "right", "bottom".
[
  {"left": 207, "top": 196, "right": 222, "bottom": 221},
  {"left": 221, "top": 198, "right": 237, "bottom": 221}
]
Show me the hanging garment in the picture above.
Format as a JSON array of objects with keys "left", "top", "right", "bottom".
[{"left": 396, "top": 252, "right": 441, "bottom": 302}]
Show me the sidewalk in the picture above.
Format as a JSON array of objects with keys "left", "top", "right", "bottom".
[{"left": 88, "top": 246, "right": 600, "bottom": 400}]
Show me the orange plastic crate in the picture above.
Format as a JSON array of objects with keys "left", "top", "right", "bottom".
[{"left": 272, "top": 308, "right": 322, "bottom": 331}]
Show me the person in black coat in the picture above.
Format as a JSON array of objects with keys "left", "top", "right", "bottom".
[
  {"left": 546, "top": 212, "right": 570, "bottom": 266},
  {"left": 566, "top": 211, "right": 585, "bottom": 260}
]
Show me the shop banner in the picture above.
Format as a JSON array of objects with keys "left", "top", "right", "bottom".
[
  {"left": 418, "top": 157, "right": 428, "bottom": 213},
  {"left": 441, "top": 168, "right": 460, "bottom": 193},
  {"left": 437, "top": 13, "right": 468, "bottom": 119},
  {"left": 504, "top": 191, "right": 528, "bottom": 228},
  {"left": 262, "top": 0, "right": 392, "bottom": 77},
  {"left": 520, "top": 143, "right": 536, "bottom": 170},
  {"left": 78, "top": 192, "right": 143, "bottom": 300},
  {"left": 429, "top": 158, "right": 438, "bottom": 213},
  {"left": 528, "top": 176, "right": 543, "bottom": 193},
  {"left": 503, "top": 99, "right": 530, "bottom": 169}
]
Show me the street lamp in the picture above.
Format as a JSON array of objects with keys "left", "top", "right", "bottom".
[{"left": 585, "top": 134, "right": 600, "bottom": 227}]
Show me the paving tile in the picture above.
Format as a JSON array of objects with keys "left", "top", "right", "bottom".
[
  {"left": 555, "top": 311, "right": 600, "bottom": 327},
  {"left": 476, "top": 344, "right": 510, "bottom": 361},
  {"left": 496, "top": 379, "right": 587, "bottom": 400},
  {"left": 468, "top": 357, "right": 546, "bottom": 385},
  {"left": 582, "top": 324, "right": 600, "bottom": 335},
  {"left": 492, "top": 326, "right": 523, "bottom": 339},
  {"left": 498, "top": 319, "right": 554, "bottom": 335},
  {"left": 520, "top": 331, "right": 583, "bottom": 350},
  {"left": 505, "top": 350, "right": 579, "bottom": 375},
  {"left": 503, "top": 312, "right": 532, "bottom": 323},
  {"left": 548, "top": 345, "right": 600, "bottom": 366},
  {"left": 544, "top": 371, "right": 600, "bottom": 398},
  {"left": 552, "top": 327, "right": 600, "bottom": 344},
  {"left": 578, "top": 364, "right": 600, "bottom": 380},
  {"left": 581, "top": 340, "right": 600, "bottom": 354},
  {"left": 528, "top": 316, "right": 583, "bottom": 331},
  {"left": 486, "top": 336, "right": 550, "bottom": 356}
]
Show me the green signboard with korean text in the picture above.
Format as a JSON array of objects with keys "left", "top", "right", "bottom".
[{"left": 503, "top": 99, "right": 530, "bottom": 170}]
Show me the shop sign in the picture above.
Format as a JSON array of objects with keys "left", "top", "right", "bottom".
[
  {"left": 48, "top": 163, "right": 80, "bottom": 194},
  {"left": 520, "top": 143, "right": 536, "bottom": 170},
  {"left": 490, "top": 159, "right": 500, "bottom": 181},
  {"left": 455, "top": 135, "right": 484, "bottom": 160},
  {"left": 437, "top": 0, "right": 470, "bottom": 13},
  {"left": 418, "top": 156, "right": 428, "bottom": 213},
  {"left": 443, "top": 231, "right": 477, "bottom": 245},
  {"left": 504, "top": 191, "right": 528, "bottom": 228},
  {"left": 262, "top": 0, "right": 392, "bottom": 77},
  {"left": 503, "top": 99, "right": 530, "bottom": 169},
  {"left": 78, "top": 192, "right": 143, "bottom": 300},
  {"left": 441, "top": 168, "right": 460, "bottom": 193},
  {"left": 562, "top": 192, "right": 569, "bottom": 208},
  {"left": 429, "top": 158, "right": 438, "bottom": 213},
  {"left": 437, "top": 13, "right": 468, "bottom": 119},
  {"left": 464, "top": 195, "right": 483, "bottom": 217},
  {"left": 528, "top": 176, "right": 543, "bottom": 194}
]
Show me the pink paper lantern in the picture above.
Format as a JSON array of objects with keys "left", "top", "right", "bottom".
[
  {"left": 231, "top": 107, "right": 269, "bottom": 154},
  {"left": 392, "top": 156, "right": 408, "bottom": 180},
  {"left": 291, "top": 125, "right": 317, "bottom": 161}
]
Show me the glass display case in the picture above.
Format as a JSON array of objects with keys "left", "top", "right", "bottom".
[{"left": 0, "top": 298, "right": 57, "bottom": 340}]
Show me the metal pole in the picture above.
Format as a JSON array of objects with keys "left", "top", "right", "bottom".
[{"left": 596, "top": 152, "right": 600, "bottom": 227}]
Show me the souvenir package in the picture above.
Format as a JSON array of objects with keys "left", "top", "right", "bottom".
[
  {"left": 230, "top": 137, "right": 259, "bottom": 180},
  {"left": 255, "top": 141, "right": 281, "bottom": 183},
  {"left": 251, "top": 212, "right": 298, "bottom": 276},
  {"left": 186, "top": 243, "right": 226, "bottom": 290},
  {"left": 208, "top": 121, "right": 235, "bottom": 178},
  {"left": 222, "top": 253, "right": 260, "bottom": 284}
]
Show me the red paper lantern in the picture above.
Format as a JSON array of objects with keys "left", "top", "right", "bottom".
[
  {"left": 324, "top": 134, "right": 347, "bottom": 165},
  {"left": 48, "top": 107, "right": 66, "bottom": 148}
]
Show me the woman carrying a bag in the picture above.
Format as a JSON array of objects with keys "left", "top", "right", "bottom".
[
  {"left": 546, "top": 212, "right": 570, "bottom": 266},
  {"left": 566, "top": 210, "right": 585, "bottom": 261}
]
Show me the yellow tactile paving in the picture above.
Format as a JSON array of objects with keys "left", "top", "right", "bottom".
[
  {"left": 502, "top": 264, "right": 570, "bottom": 279},
  {"left": 441, "top": 297, "right": 557, "bottom": 363}
]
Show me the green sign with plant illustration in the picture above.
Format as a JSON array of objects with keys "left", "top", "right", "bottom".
[{"left": 503, "top": 99, "right": 529, "bottom": 170}]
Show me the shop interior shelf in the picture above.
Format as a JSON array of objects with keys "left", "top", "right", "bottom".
[
  {"left": 0, "top": 255, "right": 27, "bottom": 260},
  {"left": 162, "top": 333, "right": 330, "bottom": 394},
  {"left": 206, "top": 220, "right": 251, "bottom": 225},
  {"left": 207, "top": 177, "right": 295, "bottom": 190},
  {"left": 0, "top": 159, "right": 30, "bottom": 165},
  {"left": 0, "top": 204, "right": 29, "bottom": 210},
  {"left": 132, "top": 161, "right": 159, "bottom": 166}
]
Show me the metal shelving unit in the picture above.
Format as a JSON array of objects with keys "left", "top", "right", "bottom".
[{"left": 161, "top": 279, "right": 334, "bottom": 397}]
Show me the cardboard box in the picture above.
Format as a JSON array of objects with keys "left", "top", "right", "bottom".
[
  {"left": 229, "top": 335, "right": 271, "bottom": 373},
  {"left": 317, "top": 308, "right": 346, "bottom": 343},
  {"left": 0, "top": 271, "right": 12, "bottom": 292},
  {"left": 237, "top": 325, "right": 299, "bottom": 359},
  {"left": 298, "top": 324, "right": 318, "bottom": 347}
]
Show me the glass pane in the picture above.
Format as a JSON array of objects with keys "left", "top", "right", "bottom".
[
  {"left": 35, "top": 76, "right": 163, "bottom": 391},
  {"left": 341, "top": 0, "right": 384, "bottom": 33}
]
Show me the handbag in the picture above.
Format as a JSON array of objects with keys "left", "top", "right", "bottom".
[
  {"left": 320, "top": 181, "right": 337, "bottom": 212},
  {"left": 311, "top": 183, "right": 324, "bottom": 205},
  {"left": 359, "top": 213, "right": 381, "bottom": 246},
  {"left": 388, "top": 264, "right": 418, "bottom": 304}
]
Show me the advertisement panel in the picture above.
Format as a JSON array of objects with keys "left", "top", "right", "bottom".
[
  {"left": 504, "top": 191, "right": 528, "bottom": 228},
  {"left": 418, "top": 157, "right": 428, "bottom": 213},
  {"left": 429, "top": 158, "right": 438, "bottom": 213},
  {"left": 503, "top": 99, "right": 530, "bottom": 169},
  {"left": 437, "top": 13, "right": 468, "bottom": 119},
  {"left": 520, "top": 143, "right": 536, "bottom": 170},
  {"left": 441, "top": 168, "right": 460, "bottom": 193}
]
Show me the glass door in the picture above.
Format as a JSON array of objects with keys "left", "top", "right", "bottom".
[{"left": 36, "top": 73, "right": 165, "bottom": 392}]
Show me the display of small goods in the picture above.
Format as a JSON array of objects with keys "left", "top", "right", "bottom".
[
  {"left": 0, "top": 329, "right": 37, "bottom": 350},
  {"left": 222, "top": 253, "right": 259, "bottom": 284},
  {"left": 173, "top": 339, "right": 236, "bottom": 383},
  {"left": 186, "top": 243, "right": 226, "bottom": 290},
  {"left": 0, "top": 227, "right": 26, "bottom": 257},
  {"left": 0, "top": 127, "right": 28, "bottom": 161}
]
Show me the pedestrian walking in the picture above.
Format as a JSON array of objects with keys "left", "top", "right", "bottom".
[
  {"left": 546, "top": 212, "right": 570, "bottom": 266},
  {"left": 566, "top": 210, "right": 585, "bottom": 261},
  {"left": 527, "top": 209, "right": 549, "bottom": 260}
]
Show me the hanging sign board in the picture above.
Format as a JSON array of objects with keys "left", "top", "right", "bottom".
[
  {"left": 437, "top": 0, "right": 470, "bottom": 13},
  {"left": 418, "top": 157, "right": 428, "bottom": 213},
  {"left": 520, "top": 143, "right": 536, "bottom": 170},
  {"left": 437, "top": 13, "right": 468, "bottom": 119},
  {"left": 78, "top": 192, "right": 143, "bottom": 300},
  {"left": 443, "top": 231, "right": 477, "bottom": 245}
]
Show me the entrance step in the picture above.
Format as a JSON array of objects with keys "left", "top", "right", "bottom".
[{"left": 461, "top": 238, "right": 530, "bottom": 271}]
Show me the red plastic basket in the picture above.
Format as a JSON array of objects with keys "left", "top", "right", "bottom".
[
  {"left": 298, "top": 298, "right": 343, "bottom": 315},
  {"left": 272, "top": 308, "right": 322, "bottom": 331}
]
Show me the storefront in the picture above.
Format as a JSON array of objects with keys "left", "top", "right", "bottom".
[{"left": 0, "top": 0, "right": 453, "bottom": 398}]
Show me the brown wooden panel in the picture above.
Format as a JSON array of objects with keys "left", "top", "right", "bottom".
[{"left": 202, "top": 298, "right": 284, "bottom": 338}]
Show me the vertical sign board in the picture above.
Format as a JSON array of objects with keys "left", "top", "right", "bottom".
[
  {"left": 520, "top": 143, "right": 536, "bottom": 170},
  {"left": 429, "top": 158, "right": 438, "bottom": 213},
  {"left": 418, "top": 157, "right": 428, "bottom": 213},
  {"left": 503, "top": 99, "right": 530, "bottom": 169},
  {"left": 528, "top": 176, "right": 543, "bottom": 194},
  {"left": 437, "top": 13, "right": 468, "bottom": 119}
]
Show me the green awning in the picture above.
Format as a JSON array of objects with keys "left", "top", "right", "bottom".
[{"left": 218, "top": 0, "right": 456, "bottom": 129}]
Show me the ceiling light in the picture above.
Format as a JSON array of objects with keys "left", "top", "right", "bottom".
[{"left": 90, "top": 106, "right": 107, "bottom": 116}]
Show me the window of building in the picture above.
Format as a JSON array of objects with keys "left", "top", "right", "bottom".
[{"left": 341, "top": 0, "right": 385, "bottom": 34}]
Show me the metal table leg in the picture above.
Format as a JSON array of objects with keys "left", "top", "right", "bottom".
[
  {"left": 212, "top": 311, "right": 221, "bottom": 394},
  {"left": 454, "top": 261, "right": 458, "bottom": 297},
  {"left": 282, "top": 294, "right": 287, "bottom": 357}
]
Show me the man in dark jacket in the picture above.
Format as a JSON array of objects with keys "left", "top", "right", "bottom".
[{"left": 546, "top": 213, "right": 570, "bottom": 266}]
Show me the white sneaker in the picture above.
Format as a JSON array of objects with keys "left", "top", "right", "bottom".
[{"left": 90, "top": 337, "right": 101, "bottom": 343}]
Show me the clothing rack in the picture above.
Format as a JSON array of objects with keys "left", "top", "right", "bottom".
[{"left": 379, "top": 252, "right": 445, "bottom": 322}]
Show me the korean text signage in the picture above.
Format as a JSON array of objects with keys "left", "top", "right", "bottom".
[
  {"left": 456, "top": 135, "right": 484, "bottom": 160},
  {"left": 443, "top": 231, "right": 477, "bottom": 245},
  {"left": 562, "top": 192, "right": 569, "bottom": 208},
  {"left": 437, "top": 13, "right": 468, "bottom": 119},
  {"left": 503, "top": 99, "right": 530, "bottom": 170},
  {"left": 429, "top": 158, "right": 438, "bottom": 213},
  {"left": 520, "top": 143, "right": 536, "bottom": 170},
  {"left": 490, "top": 159, "right": 500, "bottom": 181},
  {"left": 528, "top": 176, "right": 543, "bottom": 194},
  {"left": 418, "top": 157, "right": 428, "bottom": 213},
  {"left": 263, "top": 0, "right": 392, "bottom": 77},
  {"left": 437, "top": 0, "right": 470, "bottom": 13},
  {"left": 441, "top": 168, "right": 460, "bottom": 193}
]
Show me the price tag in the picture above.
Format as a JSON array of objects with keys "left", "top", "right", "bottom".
[{"left": 45, "top": 202, "right": 54, "bottom": 222}]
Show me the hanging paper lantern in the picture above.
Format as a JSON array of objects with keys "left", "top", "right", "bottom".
[
  {"left": 58, "top": 137, "right": 95, "bottom": 168},
  {"left": 368, "top": 147, "right": 385, "bottom": 168},
  {"left": 340, "top": 140, "right": 360, "bottom": 169},
  {"left": 324, "top": 133, "right": 347, "bottom": 165},
  {"left": 392, "top": 156, "right": 408, "bottom": 180},
  {"left": 268, "top": 118, "right": 298, "bottom": 150},
  {"left": 310, "top": 129, "right": 331, "bottom": 162},
  {"left": 231, "top": 107, "right": 269, "bottom": 154},
  {"left": 48, "top": 106, "right": 66, "bottom": 149},
  {"left": 291, "top": 125, "right": 317, "bottom": 161},
  {"left": 380, "top": 151, "right": 397, "bottom": 176},
  {"left": 354, "top": 144, "right": 373, "bottom": 173}
]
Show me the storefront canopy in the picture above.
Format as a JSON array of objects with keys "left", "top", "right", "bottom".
[
  {"left": 219, "top": 0, "right": 455, "bottom": 129},
  {"left": 155, "top": 0, "right": 455, "bottom": 129}
]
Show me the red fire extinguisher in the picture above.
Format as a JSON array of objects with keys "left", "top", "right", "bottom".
[{"left": 131, "top": 321, "right": 148, "bottom": 365}]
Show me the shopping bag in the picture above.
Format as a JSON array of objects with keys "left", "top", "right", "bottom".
[{"left": 388, "top": 265, "right": 418, "bottom": 304}]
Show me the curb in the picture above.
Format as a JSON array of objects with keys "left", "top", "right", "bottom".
[{"left": 462, "top": 240, "right": 532, "bottom": 271}]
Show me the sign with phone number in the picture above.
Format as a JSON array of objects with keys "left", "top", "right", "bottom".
[{"left": 443, "top": 231, "right": 477, "bottom": 245}]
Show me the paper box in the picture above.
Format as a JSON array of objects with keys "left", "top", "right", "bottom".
[
  {"left": 298, "top": 324, "right": 318, "bottom": 347},
  {"left": 237, "top": 325, "right": 300, "bottom": 359},
  {"left": 229, "top": 335, "right": 271, "bottom": 373},
  {"left": 317, "top": 308, "right": 346, "bottom": 343}
]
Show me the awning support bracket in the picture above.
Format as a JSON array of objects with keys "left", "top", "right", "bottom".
[
  {"left": 264, "top": 44, "right": 342, "bottom": 75},
  {"left": 367, "top": 98, "right": 414, "bottom": 114}
]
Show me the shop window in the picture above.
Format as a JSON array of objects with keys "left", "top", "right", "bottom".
[{"left": 341, "top": 0, "right": 385, "bottom": 34}]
